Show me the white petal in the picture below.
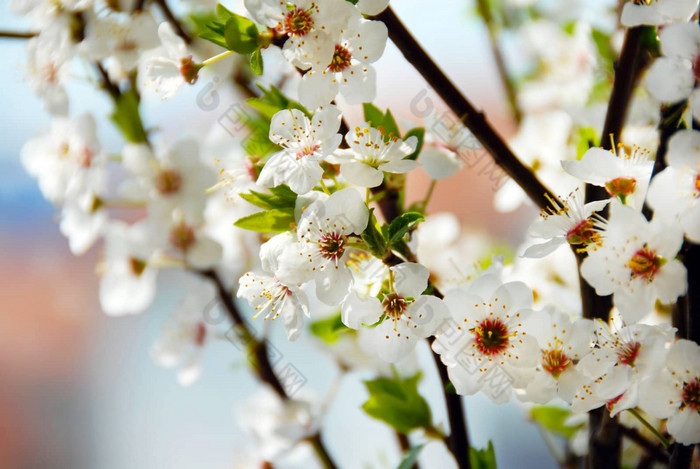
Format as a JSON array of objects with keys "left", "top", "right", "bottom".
[
  {"left": 341, "top": 161, "right": 384, "bottom": 188},
  {"left": 341, "top": 292, "right": 382, "bottom": 329},
  {"left": 187, "top": 236, "right": 223, "bottom": 269},
  {"left": 339, "top": 64, "right": 377, "bottom": 104},
  {"left": 393, "top": 263, "right": 429, "bottom": 298},
  {"left": 298, "top": 71, "right": 337, "bottom": 110}
]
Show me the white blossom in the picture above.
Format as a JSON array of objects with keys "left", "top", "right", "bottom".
[
  {"left": 257, "top": 106, "right": 342, "bottom": 194},
  {"left": 646, "top": 129, "right": 700, "bottom": 242},
  {"left": 332, "top": 124, "right": 419, "bottom": 188},
  {"left": 638, "top": 339, "right": 700, "bottom": 445},
  {"left": 580, "top": 201, "right": 687, "bottom": 323}
]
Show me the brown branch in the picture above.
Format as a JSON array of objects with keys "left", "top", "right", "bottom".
[
  {"left": 577, "top": 25, "right": 654, "bottom": 469},
  {"left": 372, "top": 7, "right": 557, "bottom": 210},
  {"left": 198, "top": 270, "right": 338, "bottom": 469},
  {"left": 153, "top": 0, "right": 192, "bottom": 44},
  {"left": 475, "top": 0, "right": 521, "bottom": 123},
  {"left": 620, "top": 425, "right": 669, "bottom": 463},
  {"left": 0, "top": 31, "right": 37, "bottom": 39}
]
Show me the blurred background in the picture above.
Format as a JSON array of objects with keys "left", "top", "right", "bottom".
[{"left": 0, "top": 0, "right": 555, "bottom": 467}]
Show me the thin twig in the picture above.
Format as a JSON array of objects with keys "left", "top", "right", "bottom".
[
  {"left": 427, "top": 337, "right": 471, "bottom": 469},
  {"left": 198, "top": 270, "right": 338, "bottom": 469},
  {"left": 153, "top": 0, "right": 192, "bottom": 44},
  {"left": 372, "top": 7, "right": 557, "bottom": 210},
  {"left": 0, "top": 31, "right": 37, "bottom": 39},
  {"left": 475, "top": 0, "right": 521, "bottom": 123}
]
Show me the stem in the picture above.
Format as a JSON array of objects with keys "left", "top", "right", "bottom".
[
  {"left": 373, "top": 7, "right": 557, "bottom": 210},
  {"left": 396, "top": 432, "right": 421, "bottom": 469},
  {"left": 0, "top": 31, "right": 37, "bottom": 39},
  {"left": 306, "top": 434, "right": 337, "bottom": 469},
  {"left": 202, "top": 50, "right": 235, "bottom": 67},
  {"left": 626, "top": 409, "right": 670, "bottom": 449},
  {"left": 577, "top": 25, "right": 652, "bottom": 469},
  {"left": 153, "top": 0, "right": 192, "bottom": 43},
  {"left": 474, "top": 0, "right": 521, "bottom": 123},
  {"left": 427, "top": 338, "right": 471, "bottom": 469},
  {"left": 199, "top": 270, "right": 338, "bottom": 469},
  {"left": 319, "top": 179, "right": 332, "bottom": 195},
  {"left": 421, "top": 180, "right": 437, "bottom": 211},
  {"left": 586, "top": 25, "right": 651, "bottom": 205}
]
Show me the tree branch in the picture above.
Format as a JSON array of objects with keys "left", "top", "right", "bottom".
[
  {"left": 372, "top": 7, "right": 557, "bottom": 210},
  {"left": 0, "top": 31, "right": 37, "bottom": 39},
  {"left": 619, "top": 424, "right": 669, "bottom": 463},
  {"left": 475, "top": 0, "right": 521, "bottom": 123},
  {"left": 198, "top": 269, "right": 338, "bottom": 469},
  {"left": 153, "top": 0, "right": 192, "bottom": 44}
]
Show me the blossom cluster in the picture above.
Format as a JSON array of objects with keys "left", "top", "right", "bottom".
[{"left": 10, "top": 0, "right": 700, "bottom": 466}]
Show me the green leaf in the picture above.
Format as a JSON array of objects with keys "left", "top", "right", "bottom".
[
  {"left": 382, "top": 109, "right": 400, "bottom": 138},
  {"left": 530, "top": 406, "right": 582, "bottom": 439},
  {"left": 216, "top": 2, "right": 235, "bottom": 21},
  {"left": 239, "top": 186, "right": 294, "bottom": 209},
  {"left": 233, "top": 208, "right": 295, "bottom": 233},
  {"left": 309, "top": 313, "right": 353, "bottom": 344},
  {"left": 361, "top": 209, "right": 387, "bottom": 257},
  {"left": 387, "top": 212, "right": 424, "bottom": 245},
  {"left": 249, "top": 47, "right": 264, "bottom": 75},
  {"left": 397, "top": 444, "right": 425, "bottom": 469},
  {"left": 574, "top": 126, "right": 598, "bottom": 159},
  {"left": 110, "top": 89, "right": 147, "bottom": 143},
  {"left": 224, "top": 14, "right": 259, "bottom": 54},
  {"left": 469, "top": 441, "right": 497, "bottom": 469},
  {"left": 247, "top": 84, "right": 310, "bottom": 120},
  {"left": 363, "top": 103, "right": 384, "bottom": 127},
  {"left": 362, "top": 373, "right": 432, "bottom": 434},
  {"left": 403, "top": 127, "right": 425, "bottom": 160}
]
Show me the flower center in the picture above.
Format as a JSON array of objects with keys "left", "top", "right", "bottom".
[
  {"left": 156, "top": 169, "right": 183, "bottom": 195},
  {"left": 605, "top": 177, "right": 636, "bottom": 203},
  {"left": 617, "top": 340, "right": 641, "bottom": 366},
  {"left": 281, "top": 7, "right": 314, "bottom": 36},
  {"left": 296, "top": 144, "right": 319, "bottom": 159},
  {"left": 195, "top": 322, "right": 207, "bottom": 346},
  {"left": 179, "top": 56, "right": 200, "bottom": 85},
  {"left": 473, "top": 318, "right": 510, "bottom": 356},
  {"left": 129, "top": 257, "right": 147, "bottom": 276},
  {"left": 169, "top": 222, "right": 196, "bottom": 251},
  {"left": 627, "top": 245, "right": 664, "bottom": 282},
  {"left": 328, "top": 44, "right": 352, "bottom": 72},
  {"left": 566, "top": 218, "right": 599, "bottom": 246},
  {"left": 695, "top": 173, "right": 700, "bottom": 195},
  {"left": 542, "top": 348, "right": 571, "bottom": 378},
  {"left": 382, "top": 292, "right": 408, "bottom": 320},
  {"left": 319, "top": 231, "right": 347, "bottom": 261},
  {"left": 681, "top": 380, "right": 700, "bottom": 411}
]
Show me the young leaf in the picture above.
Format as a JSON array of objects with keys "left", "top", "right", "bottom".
[
  {"left": 224, "top": 15, "right": 259, "bottom": 54},
  {"left": 247, "top": 84, "right": 309, "bottom": 120},
  {"left": 233, "top": 208, "right": 295, "bottom": 233},
  {"left": 361, "top": 373, "right": 432, "bottom": 434},
  {"left": 110, "top": 89, "right": 147, "bottom": 143},
  {"left": 250, "top": 47, "right": 263, "bottom": 75},
  {"left": 309, "top": 313, "right": 353, "bottom": 344},
  {"left": 361, "top": 209, "right": 387, "bottom": 257},
  {"left": 362, "top": 102, "right": 384, "bottom": 128},
  {"left": 216, "top": 3, "right": 235, "bottom": 21},
  {"left": 239, "top": 186, "right": 297, "bottom": 210},
  {"left": 382, "top": 108, "right": 400, "bottom": 138},
  {"left": 397, "top": 444, "right": 425, "bottom": 469},
  {"left": 530, "top": 406, "right": 582, "bottom": 439},
  {"left": 403, "top": 127, "right": 425, "bottom": 160},
  {"left": 387, "top": 212, "right": 424, "bottom": 245},
  {"left": 469, "top": 441, "right": 497, "bottom": 469}
]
